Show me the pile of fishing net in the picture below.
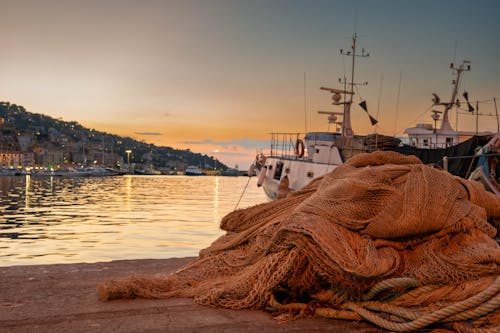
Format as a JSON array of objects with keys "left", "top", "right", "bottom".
[{"left": 99, "top": 151, "right": 500, "bottom": 332}]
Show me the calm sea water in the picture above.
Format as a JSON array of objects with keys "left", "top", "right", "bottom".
[{"left": 0, "top": 175, "right": 267, "bottom": 266}]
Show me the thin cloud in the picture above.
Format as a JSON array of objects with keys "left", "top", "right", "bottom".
[
  {"left": 135, "top": 132, "right": 163, "bottom": 136},
  {"left": 181, "top": 139, "right": 216, "bottom": 145},
  {"left": 212, "top": 151, "right": 251, "bottom": 157},
  {"left": 180, "top": 138, "right": 268, "bottom": 150}
]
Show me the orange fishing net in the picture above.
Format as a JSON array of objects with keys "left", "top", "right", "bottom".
[{"left": 99, "top": 151, "right": 500, "bottom": 332}]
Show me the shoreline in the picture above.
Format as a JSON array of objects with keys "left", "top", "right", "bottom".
[{"left": 0, "top": 257, "right": 382, "bottom": 333}]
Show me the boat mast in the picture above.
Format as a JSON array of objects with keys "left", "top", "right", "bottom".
[
  {"left": 441, "top": 60, "right": 471, "bottom": 131},
  {"left": 320, "top": 33, "right": 369, "bottom": 137},
  {"left": 346, "top": 34, "right": 357, "bottom": 136},
  {"left": 339, "top": 33, "right": 369, "bottom": 137}
]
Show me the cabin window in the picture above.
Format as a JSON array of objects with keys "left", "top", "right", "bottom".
[
  {"left": 411, "top": 138, "right": 418, "bottom": 146},
  {"left": 274, "top": 161, "right": 284, "bottom": 180},
  {"left": 423, "top": 139, "right": 429, "bottom": 147},
  {"left": 446, "top": 137, "right": 453, "bottom": 147}
]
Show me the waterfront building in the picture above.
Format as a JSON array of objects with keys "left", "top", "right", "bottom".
[{"left": 0, "top": 126, "right": 34, "bottom": 168}]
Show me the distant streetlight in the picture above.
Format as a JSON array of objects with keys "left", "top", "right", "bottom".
[
  {"left": 125, "top": 150, "right": 132, "bottom": 172},
  {"left": 213, "top": 149, "right": 220, "bottom": 170}
]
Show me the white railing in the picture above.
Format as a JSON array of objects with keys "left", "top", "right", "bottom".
[{"left": 269, "top": 133, "right": 304, "bottom": 159}]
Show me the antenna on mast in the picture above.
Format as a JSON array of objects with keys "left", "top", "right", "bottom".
[
  {"left": 354, "top": 8, "right": 358, "bottom": 35},
  {"left": 303, "top": 72, "right": 307, "bottom": 133},
  {"left": 439, "top": 60, "right": 471, "bottom": 131},
  {"left": 335, "top": 33, "right": 369, "bottom": 137},
  {"left": 452, "top": 40, "right": 458, "bottom": 64},
  {"left": 374, "top": 72, "right": 383, "bottom": 148},
  {"left": 394, "top": 70, "right": 403, "bottom": 136}
]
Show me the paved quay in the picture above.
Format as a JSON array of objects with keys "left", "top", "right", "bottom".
[{"left": 0, "top": 258, "right": 382, "bottom": 333}]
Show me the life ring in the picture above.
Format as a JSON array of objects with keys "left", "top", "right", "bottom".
[{"left": 294, "top": 139, "right": 305, "bottom": 158}]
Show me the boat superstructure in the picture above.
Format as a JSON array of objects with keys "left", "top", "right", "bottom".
[
  {"left": 405, "top": 60, "right": 493, "bottom": 148},
  {"left": 251, "top": 35, "right": 500, "bottom": 201},
  {"left": 252, "top": 33, "right": 395, "bottom": 200}
]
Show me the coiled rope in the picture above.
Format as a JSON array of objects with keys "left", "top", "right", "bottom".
[
  {"left": 345, "top": 275, "right": 500, "bottom": 332},
  {"left": 268, "top": 276, "right": 500, "bottom": 332}
]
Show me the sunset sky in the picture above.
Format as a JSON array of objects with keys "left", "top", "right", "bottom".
[{"left": 1, "top": 0, "right": 499, "bottom": 168}]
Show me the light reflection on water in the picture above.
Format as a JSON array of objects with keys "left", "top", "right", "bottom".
[{"left": 0, "top": 175, "right": 267, "bottom": 266}]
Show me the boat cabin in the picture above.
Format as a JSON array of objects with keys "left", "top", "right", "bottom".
[
  {"left": 405, "top": 123, "right": 461, "bottom": 149},
  {"left": 304, "top": 132, "right": 344, "bottom": 164}
]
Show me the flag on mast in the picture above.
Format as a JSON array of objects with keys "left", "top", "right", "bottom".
[{"left": 359, "top": 101, "right": 378, "bottom": 125}]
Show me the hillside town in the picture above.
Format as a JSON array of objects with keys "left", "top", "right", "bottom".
[
  {"left": 0, "top": 116, "right": 124, "bottom": 171},
  {"left": 0, "top": 102, "right": 225, "bottom": 174}
]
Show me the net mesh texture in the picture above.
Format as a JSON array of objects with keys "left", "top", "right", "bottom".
[{"left": 99, "top": 151, "right": 500, "bottom": 332}]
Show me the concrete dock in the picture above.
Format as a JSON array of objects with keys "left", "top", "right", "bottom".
[{"left": 0, "top": 258, "right": 383, "bottom": 332}]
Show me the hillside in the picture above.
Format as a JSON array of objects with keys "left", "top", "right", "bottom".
[{"left": 0, "top": 101, "right": 226, "bottom": 171}]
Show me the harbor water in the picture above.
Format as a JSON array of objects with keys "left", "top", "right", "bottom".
[{"left": 0, "top": 175, "right": 268, "bottom": 266}]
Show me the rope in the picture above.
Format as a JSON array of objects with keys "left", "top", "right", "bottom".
[
  {"left": 471, "top": 327, "right": 500, "bottom": 333},
  {"left": 445, "top": 291, "right": 500, "bottom": 322},
  {"left": 274, "top": 279, "right": 500, "bottom": 331},
  {"left": 234, "top": 176, "right": 252, "bottom": 210},
  {"left": 363, "top": 277, "right": 421, "bottom": 301},
  {"left": 362, "top": 301, "right": 422, "bottom": 321},
  {"left": 391, "top": 285, "right": 440, "bottom": 304},
  {"left": 314, "top": 307, "right": 361, "bottom": 321},
  {"left": 343, "top": 275, "right": 500, "bottom": 332},
  {"left": 445, "top": 322, "right": 500, "bottom": 333}
]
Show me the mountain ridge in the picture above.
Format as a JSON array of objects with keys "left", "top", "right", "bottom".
[{"left": 0, "top": 101, "right": 227, "bottom": 171}]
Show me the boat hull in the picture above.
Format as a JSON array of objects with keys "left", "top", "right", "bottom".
[
  {"left": 259, "top": 157, "right": 338, "bottom": 200},
  {"left": 184, "top": 172, "right": 204, "bottom": 176},
  {"left": 257, "top": 134, "right": 500, "bottom": 200}
]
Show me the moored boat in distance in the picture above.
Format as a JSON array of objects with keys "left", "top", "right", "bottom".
[
  {"left": 28, "top": 166, "right": 125, "bottom": 177},
  {"left": 0, "top": 168, "right": 25, "bottom": 176},
  {"left": 134, "top": 169, "right": 162, "bottom": 175},
  {"left": 184, "top": 165, "right": 205, "bottom": 176},
  {"left": 220, "top": 167, "right": 240, "bottom": 176},
  {"left": 134, "top": 164, "right": 162, "bottom": 175},
  {"left": 251, "top": 33, "right": 500, "bottom": 200}
]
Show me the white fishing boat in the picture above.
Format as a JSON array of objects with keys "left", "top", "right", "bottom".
[
  {"left": 251, "top": 33, "right": 500, "bottom": 200},
  {"left": 184, "top": 165, "right": 204, "bottom": 176}
]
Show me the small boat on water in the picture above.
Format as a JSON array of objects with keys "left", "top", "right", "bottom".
[
  {"left": 134, "top": 164, "right": 162, "bottom": 175},
  {"left": 29, "top": 166, "right": 125, "bottom": 177},
  {"left": 251, "top": 33, "right": 500, "bottom": 200},
  {"left": 0, "top": 168, "right": 25, "bottom": 176},
  {"left": 134, "top": 169, "right": 162, "bottom": 175},
  {"left": 184, "top": 165, "right": 204, "bottom": 176},
  {"left": 220, "top": 168, "right": 240, "bottom": 176}
]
